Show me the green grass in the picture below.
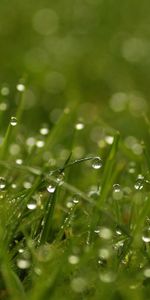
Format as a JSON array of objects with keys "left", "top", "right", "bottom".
[
  {"left": 0, "top": 88, "right": 149, "bottom": 300},
  {"left": 0, "top": 1, "right": 150, "bottom": 299}
]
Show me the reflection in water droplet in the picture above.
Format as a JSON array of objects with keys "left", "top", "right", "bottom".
[
  {"left": 10, "top": 117, "right": 17, "bottom": 126},
  {"left": 47, "top": 185, "right": 56, "bottom": 193},
  {"left": 92, "top": 157, "right": 102, "bottom": 170},
  {"left": 0, "top": 177, "right": 6, "bottom": 190}
]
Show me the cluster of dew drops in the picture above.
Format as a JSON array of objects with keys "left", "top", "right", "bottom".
[{"left": 1, "top": 84, "right": 150, "bottom": 287}]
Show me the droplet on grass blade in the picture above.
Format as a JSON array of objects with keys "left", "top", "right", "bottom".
[
  {"left": 47, "top": 184, "right": 56, "bottom": 193},
  {"left": 0, "top": 177, "right": 6, "bottom": 190},
  {"left": 134, "top": 179, "right": 144, "bottom": 190},
  {"left": 16, "top": 83, "right": 25, "bottom": 92},
  {"left": 72, "top": 194, "right": 80, "bottom": 204},
  {"left": 113, "top": 184, "right": 123, "bottom": 200},
  {"left": 68, "top": 255, "right": 79, "bottom": 265},
  {"left": 1, "top": 85, "right": 10, "bottom": 96},
  {"left": 99, "top": 271, "right": 116, "bottom": 283},
  {"left": 75, "top": 122, "right": 85, "bottom": 130},
  {"left": 17, "top": 258, "right": 30, "bottom": 269},
  {"left": 10, "top": 117, "right": 17, "bottom": 126},
  {"left": 27, "top": 200, "right": 37, "bottom": 210},
  {"left": 92, "top": 157, "right": 102, "bottom": 169},
  {"left": 142, "top": 227, "right": 150, "bottom": 243},
  {"left": 40, "top": 127, "right": 49, "bottom": 135},
  {"left": 71, "top": 277, "right": 87, "bottom": 293}
]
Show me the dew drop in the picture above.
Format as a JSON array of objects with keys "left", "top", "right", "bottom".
[
  {"left": 0, "top": 177, "right": 6, "bottom": 190},
  {"left": 47, "top": 184, "right": 56, "bottom": 193},
  {"left": 0, "top": 102, "right": 8, "bottom": 111},
  {"left": 16, "top": 84, "right": 25, "bottom": 92},
  {"left": 99, "top": 248, "right": 111, "bottom": 260},
  {"left": 113, "top": 184, "right": 123, "bottom": 200},
  {"left": 1, "top": 86, "right": 10, "bottom": 96},
  {"left": 75, "top": 122, "right": 84, "bottom": 130},
  {"left": 36, "top": 140, "right": 45, "bottom": 148},
  {"left": 10, "top": 117, "right": 17, "bottom": 126},
  {"left": 98, "top": 227, "right": 113, "bottom": 240},
  {"left": 55, "top": 171, "right": 64, "bottom": 186},
  {"left": 142, "top": 227, "right": 150, "bottom": 243},
  {"left": 134, "top": 179, "right": 144, "bottom": 190},
  {"left": 40, "top": 127, "right": 49, "bottom": 135},
  {"left": 16, "top": 159, "right": 23, "bottom": 165},
  {"left": 71, "top": 277, "right": 87, "bottom": 293},
  {"left": 27, "top": 200, "right": 37, "bottom": 210},
  {"left": 23, "top": 181, "right": 32, "bottom": 189},
  {"left": 72, "top": 194, "right": 80, "bottom": 204},
  {"left": 68, "top": 255, "right": 79, "bottom": 265},
  {"left": 17, "top": 258, "right": 30, "bottom": 269},
  {"left": 99, "top": 271, "right": 116, "bottom": 283},
  {"left": 92, "top": 157, "right": 102, "bottom": 170},
  {"left": 143, "top": 268, "right": 150, "bottom": 278}
]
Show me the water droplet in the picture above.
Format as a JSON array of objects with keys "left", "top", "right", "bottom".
[
  {"left": 36, "top": 140, "right": 45, "bottom": 148},
  {"left": 142, "top": 227, "right": 150, "bottom": 243},
  {"left": 27, "top": 200, "right": 37, "bottom": 210},
  {"left": 17, "top": 258, "right": 30, "bottom": 269},
  {"left": 0, "top": 177, "right": 6, "bottom": 190},
  {"left": 40, "top": 127, "right": 49, "bottom": 135},
  {"left": 72, "top": 194, "right": 80, "bottom": 204},
  {"left": 47, "top": 184, "right": 56, "bottom": 193},
  {"left": 18, "top": 248, "right": 24, "bottom": 254},
  {"left": 113, "top": 184, "right": 123, "bottom": 200},
  {"left": 92, "top": 157, "right": 102, "bottom": 170},
  {"left": 16, "top": 159, "right": 23, "bottom": 165},
  {"left": 134, "top": 179, "right": 144, "bottom": 190},
  {"left": 99, "top": 271, "right": 116, "bottom": 283},
  {"left": 105, "top": 136, "right": 114, "bottom": 145},
  {"left": 16, "top": 84, "right": 25, "bottom": 92},
  {"left": 68, "top": 255, "right": 79, "bottom": 265},
  {"left": 1, "top": 86, "right": 10, "bottom": 96},
  {"left": 55, "top": 171, "right": 64, "bottom": 186},
  {"left": 99, "top": 248, "right": 111, "bottom": 260},
  {"left": 94, "top": 227, "right": 100, "bottom": 234},
  {"left": 11, "top": 183, "right": 17, "bottom": 189},
  {"left": 75, "top": 122, "right": 84, "bottom": 130},
  {"left": 10, "top": 117, "right": 17, "bottom": 126},
  {"left": 71, "top": 277, "right": 87, "bottom": 293},
  {"left": 0, "top": 102, "right": 8, "bottom": 111},
  {"left": 143, "top": 268, "right": 150, "bottom": 278},
  {"left": 23, "top": 181, "right": 32, "bottom": 189},
  {"left": 98, "top": 227, "right": 113, "bottom": 240}
]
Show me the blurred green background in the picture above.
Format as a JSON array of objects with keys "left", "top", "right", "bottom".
[{"left": 0, "top": 0, "right": 150, "bottom": 136}]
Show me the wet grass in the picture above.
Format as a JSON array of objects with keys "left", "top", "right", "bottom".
[{"left": 0, "top": 87, "right": 150, "bottom": 300}]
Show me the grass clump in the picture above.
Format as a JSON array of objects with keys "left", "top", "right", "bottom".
[{"left": 0, "top": 86, "right": 149, "bottom": 300}]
